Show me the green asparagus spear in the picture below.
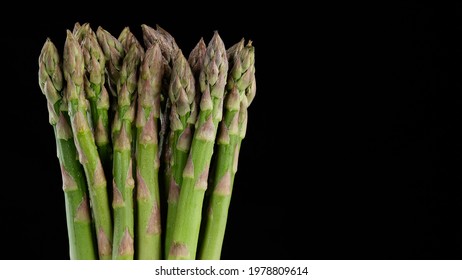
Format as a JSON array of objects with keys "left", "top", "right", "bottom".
[
  {"left": 168, "top": 32, "right": 228, "bottom": 260},
  {"left": 111, "top": 40, "right": 144, "bottom": 260},
  {"left": 141, "top": 24, "right": 179, "bottom": 170},
  {"left": 119, "top": 27, "right": 140, "bottom": 53},
  {"left": 199, "top": 40, "right": 256, "bottom": 259},
  {"left": 164, "top": 50, "right": 197, "bottom": 256},
  {"left": 63, "top": 31, "right": 113, "bottom": 259},
  {"left": 164, "top": 37, "right": 206, "bottom": 255},
  {"left": 39, "top": 39, "right": 96, "bottom": 260},
  {"left": 81, "top": 27, "right": 112, "bottom": 180},
  {"left": 135, "top": 44, "right": 164, "bottom": 259}
]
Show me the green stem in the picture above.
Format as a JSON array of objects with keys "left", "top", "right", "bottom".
[
  {"left": 165, "top": 117, "right": 192, "bottom": 256},
  {"left": 112, "top": 121, "right": 135, "bottom": 259},
  {"left": 136, "top": 111, "right": 161, "bottom": 259},
  {"left": 54, "top": 114, "right": 97, "bottom": 260},
  {"left": 198, "top": 116, "right": 240, "bottom": 259},
  {"left": 168, "top": 98, "right": 222, "bottom": 260}
]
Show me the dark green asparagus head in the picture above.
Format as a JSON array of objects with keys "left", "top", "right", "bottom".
[
  {"left": 226, "top": 38, "right": 245, "bottom": 62},
  {"left": 117, "top": 41, "right": 144, "bottom": 105},
  {"left": 141, "top": 24, "right": 178, "bottom": 62},
  {"left": 223, "top": 40, "right": 256, "bottom": 140},
  {"left": 38, "top": 39, "right": 63, "bottom": 125},
  {"left": 119, "top": 27, "right": 143, "bottom": 53},
  {"left": 74, "top": 22, "right": 91, "bottom": 43},
  {"left": 186, "top": 38, "right": 207, "bottom": 124},
  {"left": 81, "top": 28, "right": 106, "bottom": 98},
  {"left": 138, "top": 44, "right": 163, "bottom": 117},
  {"left": 199, "top": 32, "right": 228, "bottom": 115},
  {"left": 72, "top": 22, "right": 81, "bottom": 34},
  {"left": 141, "top": 24, "right": 179, "bottom": 84},
  {"left": 237, "top": 41, "right": 256, "bottom": 139},
  {"left": 169, "top": 50, "right": 196, "bottom": 131},
  {"left": 96, "top": 26, "right": 125, "bottom": 85},
  {"left": 242, "top": 41, "right": 256, "bottom": 107},
  {"left": 63, "top": 30, "right": 85, "bottom": 94},
  {"left": 227, "top": 40, "right": 255, "bottom": 97},
  {"left": 188, "top": 38, "right": 207, "bottom": 79}
]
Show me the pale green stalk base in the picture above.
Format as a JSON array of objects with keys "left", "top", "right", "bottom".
[
  {"left": 136, "top": 117, "right": 161, "bottom": 259},
  {"left": 54, "top": 123, "right": 97, "bottom": 260},
  {"left": 164, "top": 124, "right": 190, "bottom": 257},
  {"left": 73, "top": 124, "right": 113, "bottom": 260},
  {"left": 199, "top": 136, "right": 240, "bottom": 260},
  {"left": 112, "top": 122, "right": 135, "bottom": 260},
  {"left": 168, "top": 138, "right": 215, "bottom": 260}
]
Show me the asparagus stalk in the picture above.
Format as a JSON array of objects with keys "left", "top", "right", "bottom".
[
  {"left": 168, "top": 32, "right": 228, "bottom": 260},
  {"left": 81, "top": 27, "right": 112, "bottom": 180},
  {"left": 199, "top": 40, "right": 256, "bottom": 259},
  {"left": 164, "top": 50, "right": 197, "bottom": 256},
  {"left": 164, "top": 39, "right": 206, "bottom": 255},
  {"left": 135, "top": 44, "right": 163, "bottom": 259},
  {"left": 111, "top": 41, "right": 144, "bottom": 260},
  {"left": 141, "top": 24, "right": 180, "bottom": 233},
  {"left": 63, "top": 31, "right": 113, "bottom": 259},
  {"left": 39, "top": 39, "right": 96, "bottom": 260}
]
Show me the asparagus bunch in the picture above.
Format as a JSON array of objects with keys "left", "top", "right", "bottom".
[{"left": 38, "top": 24, "right": 256, "bottom": 260}]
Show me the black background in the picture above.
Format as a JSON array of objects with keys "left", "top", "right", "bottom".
[{"left": 1, "top": 4, "right": 461, "bottom": 260}]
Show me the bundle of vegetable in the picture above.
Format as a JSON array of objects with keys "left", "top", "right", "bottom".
[{"left": 38, "top": 23, "right": 256, "bottom": 260}]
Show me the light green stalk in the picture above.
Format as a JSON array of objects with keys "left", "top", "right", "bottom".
[
  {"left": 63, "top": 31, "right": 113, "bottom": 260},
  {"left": 199, "top": 41, "right": 256, "bottom": 259},
  {"left": 164, "top": 38, "right": 206, "bottom": 256},
  {"left": 111, "top": 40, "right": 144, "bottom": 260},
  {"left": 164, "top": 50, "right": 197, "bottom": 256},
  {"left": 39, "top": 39, "right": 96, "bottom": 260},
  {"left": 81, "top": 26, "right": 112, "bottom": 180},
  {"left": 168, "top": 32, "right": 228, "bottom": 260},
  {"left": 135, "top": 44, "right": 163, "bottom": 259}
]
